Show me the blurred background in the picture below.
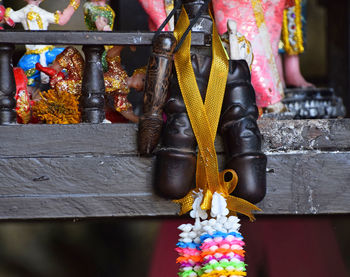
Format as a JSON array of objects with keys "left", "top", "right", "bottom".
[{"left": 0, "top": 0, "right": 349, "bottom": 276}]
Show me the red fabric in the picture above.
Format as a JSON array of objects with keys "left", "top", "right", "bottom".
[
  {"left": 0, "top": 5, "right": 5, "bottom": 24},
  {"left": 285, "top": 0, "right": 296, "bottom": 8},
  {"left": 148, "top": 219, "right": 192, "bottom": 277},
  {"left": 137, "top": 0, "right": 169, "bottom": 31},
  {"left": 105, "top": 109, "right": 129, "bottom": 123},
  {"left": 243, "top": 217, "right": 349, "bottom": 277},
  {"left": 0, "top": 5, "right": 14, "bottom": 27},
  {"left": 14, "top": 67, "right": 31, "bottom": 123},
  {"left": 14, "top": 68, "right": 27, "bottom": 93}
]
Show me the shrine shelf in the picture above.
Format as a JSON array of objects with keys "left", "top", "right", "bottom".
[{"left": 0, "top": 119, "right": 349, "bottom": 221}]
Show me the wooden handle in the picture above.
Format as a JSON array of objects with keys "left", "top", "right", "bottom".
[{"left": 138, "top": 33, "right": 177, "bottom": 155}]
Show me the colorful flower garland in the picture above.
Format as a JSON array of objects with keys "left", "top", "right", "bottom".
[{"left": 176, "top": 192, "right": 248, "bottom": 277}]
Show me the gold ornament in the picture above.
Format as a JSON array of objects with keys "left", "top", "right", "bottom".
[{"left": 70, "top": 0, "right": 80, "bottom": 11}]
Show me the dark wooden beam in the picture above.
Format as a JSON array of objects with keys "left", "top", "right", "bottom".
[
  {"left": 0, "top": 119, "right": 349, "bottom": 220},
  {"left": 0, "top": 31, "right": 206, "bottom": 46},
  {"left": 0, "top": 119, "right": 349, "bottom": 157}
]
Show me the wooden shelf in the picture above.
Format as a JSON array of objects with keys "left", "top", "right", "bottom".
[
  {"left": 0, "top": 31, "right": 206, "bottom": 46},
  {"left": 0, "top": 119, "right": 349, "bottom": 220}
]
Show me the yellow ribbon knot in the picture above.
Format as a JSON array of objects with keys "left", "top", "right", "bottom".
[{"left": 174, "top": 169, "right": 261, "bottom": 221}]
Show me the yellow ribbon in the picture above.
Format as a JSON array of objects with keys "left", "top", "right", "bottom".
[{"left": 172, "top": 7, "right": 261, "bottom": 221}]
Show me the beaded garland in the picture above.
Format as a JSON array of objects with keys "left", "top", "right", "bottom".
[
  {"left": 176, "top": 192, "right": 248, "bottom": 277},
  {"left": 281, "top": 0, "right": 305, "bottom": 55}
]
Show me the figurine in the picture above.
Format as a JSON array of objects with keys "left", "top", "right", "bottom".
[
  {"left": 36, "top": 46, "right": 145, "bottom": 123},
  {"left": 36, "top": 46, "right": 84, "bottom": 97},
  {"left": 83, "top": 0, "right": 145, "bottom": 122},
  {"left": 139, "top": 0, "right": 267, "bottom": 204},
  {"left": 83, "top": 0, "right": 115, "bottom": 32},
  {"left": 33, "top": 47, "right": 84, "bottom": 124},
  {"left": 0, "top": 5, "right": 14, "bottom": 29},
  {"left": 138, "top": 0, "right": 173, "bottom": 31},
  {"left": 1, "top": 0, "right": 80, "bottom": 86},
  {"left": 139, "top": 0, "right": 291, "bottom": 112},
  {"left": 83, "top": 0, "right": 116, "bottom": 71},
  {"left": 14, "top": 67, "right": 31, "bottom": 124},
  {"left": 103, "top": 46, "right": 145, "bottom": 123},
  {"left": 211, "top": 0, "right": 289, "bottom": 113}
]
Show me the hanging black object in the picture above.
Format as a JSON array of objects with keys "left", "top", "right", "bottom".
[{"left": 138, "top": 0, "right": 211, "bottom": 155}]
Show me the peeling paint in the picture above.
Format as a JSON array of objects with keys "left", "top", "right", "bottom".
[
  {"left": 307, "top": 186, "right": 318, "bottom": 214},
  {"left": 258, "top": 119, "right": 336, "bottom": 152}
]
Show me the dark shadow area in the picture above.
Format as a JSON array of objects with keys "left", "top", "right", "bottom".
[
  {"left": 0, "top": 215, "right": 348, "bottom": 276},
  {"left": 0, "top": 219, "right": 159, "bottom": 277}
]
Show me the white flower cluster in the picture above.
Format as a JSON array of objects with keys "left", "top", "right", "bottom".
[
  {"left": 179, "top": 215, "right": 241, "bottom": 239},
  {"left": 176, "top": 191, "right": 245, "bottom": 277}
]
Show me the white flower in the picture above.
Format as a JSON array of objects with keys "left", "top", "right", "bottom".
[
  {"left": 210, "top": 192, "right": 229, "bottom": 218},
  {"left": 190, "top": 190, "right": 208, "bottom": 220}
]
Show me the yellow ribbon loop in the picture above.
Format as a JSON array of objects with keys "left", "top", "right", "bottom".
[
  {"left": 172, "top": 6, "right": 261, "bottom": 221},
  {"left": 223, "top": 169, "right": 261, "bottom": 221},
  {"left": 219, "top": 169, "right": 239, "bottom": 196}
]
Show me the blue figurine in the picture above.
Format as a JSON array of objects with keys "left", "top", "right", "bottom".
[{"left": 2, "top": 0, "right": 80, "bottom": 86}]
